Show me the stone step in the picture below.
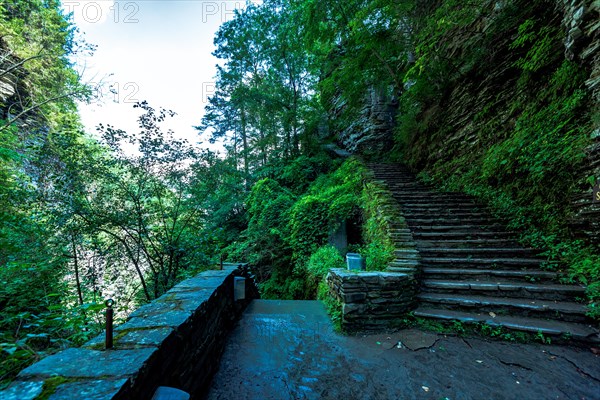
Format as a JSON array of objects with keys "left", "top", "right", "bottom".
[
  {"left": 406, "top": 217, "right": 500, "bottom": 225},
  {"left": 390, "top": 188, "right": 470, "bottom": 194},
  {"left": 374, "top": 173, "right": 416, "bottom": 177},
  {"left": 390, "top": 235, "right": 414, "bottom": 242},
  {"left": 417, "top": 293, "right": 589, "bottom": 323},
  {"left": 382, "top": 179, "right": 427, "bottom": 184},
  {"left": 413, "top": 307, "right": 600, "bottom": 344},
  {"left": 389, "top": 228, "right": 412, "bottom": 233},
  {"left": 420, "top": 256, "right": 543, "bottom": 269},
  {"left": 391, "top": 239, "right": 415, "bottom": 246},
  {"left": 420, "top": 267, "right": 559, "bottom": 283},
  {"left": 410, "top": 224, "right": 507, "bottom": 232},
  {"left": 383, "top": 181, "right": 423, "bottom": 185},
  {"left": 403, "top": 207, "right": 488, "bottom": 215},
  {"left": 417, "top": 239, "right": 522, "bottom": 248},
  {"left": 394, "top": 199, "right": 479, "bottom": 207},
  {"left": 398, "top": 201, "right": 481, "bottom": 207},
  {"left": 401, "top": 201, "right": 485, "bottom": 208},
  {"left": 403, "top": 211, "right": 493, "bottom": 218},
  {"left": 389, "top": 259, "right": 420, "bottom": 267},
  {"left": 384, "top": 184, "right": 430, "bottom": 190},
  {"left": 389, "top": 223, "right": 412, "bottom": 228},
  {"left": 414, "top": 231, "right": 516, "bottom": 240},
  {"left": 421, "top": 279, "right": 586, "bottom": 301},
  {"left": 393, "top": 249, "right": 420, "bottom": 258},
  {"left": 392, "top": 193, "right": 474, "bottom": 201},
  {"left": 370, "top": 163, "right": 595, "bottom": 339},
  {"left": 386, "top": 266, "right": 418, "bottom": 274},
  {"left": 418, "top": 247, "right": 541, "bottom": 258}
]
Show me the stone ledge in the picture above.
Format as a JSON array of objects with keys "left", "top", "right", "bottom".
[
  {"left": 0, "top": 265, "right": 259, "bottom": 400},
  {"left": 326, "top": 268, "right": 417, "bottom": 332}
]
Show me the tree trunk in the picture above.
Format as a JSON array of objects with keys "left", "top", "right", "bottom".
[
  {"left": 240, "top": 105, "right": 250, "bottom": 190},
  {"left": 71, "top": 235, "right": 84, "bottom": 306}
]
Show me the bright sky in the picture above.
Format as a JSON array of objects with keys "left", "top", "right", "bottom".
[{"left": 65, "top": 0, "right": 252, "bottom": 147}]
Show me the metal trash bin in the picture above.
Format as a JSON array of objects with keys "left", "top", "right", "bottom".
[{"left": 346, "top": 253, "right": 366, "bottom": 270}]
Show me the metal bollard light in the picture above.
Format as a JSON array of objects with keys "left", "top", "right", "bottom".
[{"left": 105, "top": 299, "right": 114, "bottom": 350}]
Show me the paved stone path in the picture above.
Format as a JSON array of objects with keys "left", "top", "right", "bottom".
[{"left": 206, "top": 300, "right": 600, "bottom": 400}]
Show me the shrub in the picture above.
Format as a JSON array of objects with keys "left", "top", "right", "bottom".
[{"left": 304, "top": 245, "right": 345, "bottom": 296}]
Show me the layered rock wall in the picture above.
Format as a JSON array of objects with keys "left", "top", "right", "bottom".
[{"left": 562, "top": 0, "right": 600, "bottom": 242}]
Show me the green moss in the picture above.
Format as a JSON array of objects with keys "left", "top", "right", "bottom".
[
  {"left": 317, "top": 281, "right": 343, "bottom": 332},
  {"left": 407, "top": 317, "right": 555, "bottom": 344},
  {"left": 36, "top": 377, "right": 69, "bottom": 400},
  {"left": 360, "top": 180, "right": 398, "bottom": 271}
]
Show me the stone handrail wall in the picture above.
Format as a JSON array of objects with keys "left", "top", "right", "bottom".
[
  {"left": 367, "top": 176, "right": 421, "bottom": 275},
  {"left": 326, "top": 268, "right": 417, "bottom": 332},
  {"left": 1, "top": 265, "right": 259, "bottom": 400}
]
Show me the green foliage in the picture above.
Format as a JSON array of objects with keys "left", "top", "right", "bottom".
[
  {"left": 288, "top": 158, "right": 365, "bottom": 262},
  {"left": 305, "top": 245, "right": 345, "bottom": 296},
  {"left": 0, "top": 0, "right": 92, "bottom": 130},
  {"left": 406, "top": 0, "right": 485, "bottom": 81},
  {"left": 361, "top": 181, "right": 397, "bottom": 271},
  {"left": 302, "top": 0, "right": 412, "bottom": 140},
  {"left": 268, "top": 154, "right": 337, "bottom": 194},
  {"left": 0, "top": 298, "right": 104, "bottom": 389},
  {"left": 481, "top": 79, "right": 587, "bottom": 210},
  {"left": 362, "top": 242, "right": 395, "bottom": 272},
  {"left": 317, "top": 281, "right": 342, "bottom": 332},
  {"left": 0, "top": 1, "right": 104, "bottom": 385},
  {"left": 510, "top": 20, "right": 559, "bottom": 73},
  {"left": 240, "top": 177, "right": 296, "bottom": 266},
  {"left": 200, "top": 0, "right": 320, "bottom": 169},
  {"left": 242, "top": 157, "right": 397, "bottom": 300}
]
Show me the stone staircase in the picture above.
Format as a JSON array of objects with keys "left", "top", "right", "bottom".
[{"left": 369, "top": 163, "right": 600, "bottom": 344}]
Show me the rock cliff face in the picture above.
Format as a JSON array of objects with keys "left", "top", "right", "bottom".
[
  {"left": 0, "top": 43, "right": 20, "bottom": 116},
  {"left": 562, "top": 0, "right": 600, "bottom": 243},
  {"left": 335, "top": 86, "right": 397, "bottom": 155},
  {"left": 0, "top": 39, "right": 32, "bottom": 124}
]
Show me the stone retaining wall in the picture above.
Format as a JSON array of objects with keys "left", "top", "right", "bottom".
[
  {"left": 0, "top": 265, "right": 259, "bottom": 400},
  {"left": 367, "top": 177, "right": 421, "bottom": 275},
  {"left": 326, "top": 268, "right": 417, "bottom": 332}
]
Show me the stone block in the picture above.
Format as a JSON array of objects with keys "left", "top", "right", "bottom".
[
  {"left": 49, "top": 379, "right": 129, "bottom": 400},
  {"left": 343, "top": 292, "right": 367, "bottom": 303},
  {"left": 19, "top": 348, "right": 157, "bottom": 379},
  {"left": 0, "top": 381, "right": 44, "bottom": 400},
  {"left": 343, "top": 303, "right": 366, "bottom": 315},
  {"left": 120, "top": 310, "right": 192, "bottom": 330}
]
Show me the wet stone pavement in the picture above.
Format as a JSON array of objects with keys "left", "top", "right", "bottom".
[{"left": 205, "top": 300, "right": 600, "bottom": 400}]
